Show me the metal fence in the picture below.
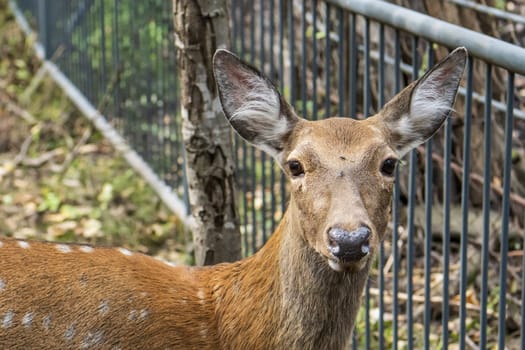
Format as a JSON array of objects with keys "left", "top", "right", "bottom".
[
  {"left": 12, "top": 0, "right": 192, "bottom": 225},
  {"left": 10, "top": 0, "right": 525, "bottom": 349}
]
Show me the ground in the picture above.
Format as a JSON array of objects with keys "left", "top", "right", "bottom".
[{"left": 0, "top": 0, "right": 189, "bottom": 264}]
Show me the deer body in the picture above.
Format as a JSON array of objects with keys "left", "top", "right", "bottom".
[
  {"left": 0, "top": 48, "right": 467, "bottom": 349},
  {"left": 0, "top": 218, "right": 366, "bottom": 349}
]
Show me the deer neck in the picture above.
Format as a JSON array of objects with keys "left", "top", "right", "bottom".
[
  {"left": 276, "top": 202, "right": 371, "bottom": 349},
  {"left": 209, "top": 203, "right": 371, "bottom": 349}
]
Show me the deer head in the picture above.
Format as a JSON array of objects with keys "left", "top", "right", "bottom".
[{"left": 213, "top": 48, "right": 466, "bottom": 273}]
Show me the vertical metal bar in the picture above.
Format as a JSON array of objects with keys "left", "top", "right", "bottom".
[
  {"left": 38, "top": 0, "right": 50, "bottom": 59},
  {"left": 279, "top": 0, "right": 286, "bottom": 218},
  {"left": 260, "top": 0, "right": 267, "bottom": 244},
  {"left": 161, "top": 1, "right": 170, "bottom": 185},
  {"left": 232, "top": 0, "right": 238, "bottom": 49},
  {"left": 240, "top": 0, "right": 245, "bottom": 55},
  {"left": 442, "top": 56, "right": 453, "bottom": 350},
  {"left": 459, "top": 54, "right": 473, "bottom": 350},
  {"left": 363, "top": 16, "right": 371, "bottom": 350},
  {"left": 260, "top": 0, "right": 266, "bottom": 67},
  {"left": 363, "top": 18, "right": 370, "bottom": 118},
  {"left": 349, "top": 13, "right": 357, "bottom": 118},
  {"left": 479, "top": 63, "right": 492, "bottom": 350},
  {"left": 269, "top": 0, "right": 277, "bottom": 234},
  {"left": 154, "top": 4, "right": 163, "bottom": 180},
  {"left": 312, "top": 0, "right": 318, "bottom": 120},
  {"left": 521, "top": 221, "right": 525, "bottom": 350},
  {"left": 279, "top": 0, "right": 285, "bottom": 98},
  {"left": 423, "top": 44, "right": 435, "bottom": 350},
  {"left": 250, "top": 0, "right": 255, "bottom": 64},
  {"left": 99, "top": 0, "right": 107, "bottom": 103},
  {"left": 250, "top": 1, "right": 257, "bottom": 253},
  {"left": 301, "top": 0, "right": 307, "bottom": 117},
  {"left": 337, "top": 7, "right": 344, "bottom": 115},
  {"left": 392, "top": 29, "right": 401, "bottom": 350},
  {"left": 239, "top": 0, "right": 249, "bottom": 255},
  {"left": 86, "top": 0, "right": 94, "bottom": 103},
  {"left": 232, "top": 0, "right": 241, "bottom": 198},
  {"left": 62, "top": 1, "right": 70, "bottom": 79},
  {"left": 112, "top": 0, "right": 120, "bottom": 132},
  {"left": 251, "top": 137, "right": 257, "bottom": 251},
  {"left": 324, "top": 2, "right": 331, "bottom": 118},
  {"left": 378, "top": 22, "right": 385, "bottom": 350},
  {"left": 406, "top": 36, "right": 419, "bottom": 350},
  {"left": 497, "top": 71, "right": 514, "bottom": 350},
  {"left": 288, "top": 0, "right": 295, "bottom": 107}
]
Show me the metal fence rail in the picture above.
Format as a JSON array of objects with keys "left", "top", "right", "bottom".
[{"left": 11, "top": 0, "right": 525, "bottom": 349}]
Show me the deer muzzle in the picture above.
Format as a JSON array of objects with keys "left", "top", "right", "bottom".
[{"left": 327, "top": 226, "right": 371, "bottom": 262}]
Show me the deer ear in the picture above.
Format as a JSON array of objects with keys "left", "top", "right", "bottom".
[
  {"left": 213, "top": 49, "right": 299, "bottom": 162},
  {"left": 374, "top": 47, "right": 467, "bottom": 157}
]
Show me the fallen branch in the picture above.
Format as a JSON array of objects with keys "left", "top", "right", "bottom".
[
  {"left": 50, "top": 126, "right": 92, "bottom": 173},
  {"left": 2, "top": 98, "right": 37, "bottom": 124},
  {"left": 22, "top": 148, "right": 64, "bottom": 167},
  {"left": 13, "top": 135, "right": 33, "bottom": 165}
]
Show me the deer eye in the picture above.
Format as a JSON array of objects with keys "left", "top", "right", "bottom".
[
  {"left": 287, "top": 160, "right": 304, "bottom": 177},
  {"left": 380, "top": 158, "right": 397, "bottom": 177}
]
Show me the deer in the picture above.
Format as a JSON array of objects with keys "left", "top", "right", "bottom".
[{"left": 0, "top": 47, "right": 466, "bottom": 349}]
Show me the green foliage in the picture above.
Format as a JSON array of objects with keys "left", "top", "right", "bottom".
[
  {"left": 0, "top": 0, "right": 188, "bottom": 261},
  {"left": 494, "top": 0, "right": 506, "bottom": 10}
]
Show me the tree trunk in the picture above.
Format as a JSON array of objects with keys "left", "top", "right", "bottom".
[{"left": 173, "top": 0, "right": 241, "bottom": 265}]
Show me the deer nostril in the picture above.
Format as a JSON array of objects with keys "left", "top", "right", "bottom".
[
  {"left": 327, "top": 226, "right": 371, "bottom": 262},
  {"left": 328, "top": 234, "right": 340, "bottom": 253}
]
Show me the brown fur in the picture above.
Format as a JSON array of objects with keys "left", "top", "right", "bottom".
[
  {"left": 0, "top": 118, "right": 398, "bottom": 350},
  {"left": 0, "top": 48, "right": 466, "bottom": 349}
]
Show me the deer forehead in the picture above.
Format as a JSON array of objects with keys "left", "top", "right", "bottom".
[{"left": 288, "top": 118, "right": 392, "bottom": 166}]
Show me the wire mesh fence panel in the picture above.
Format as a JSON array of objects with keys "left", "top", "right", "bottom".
[{"left": 15, "top": 0, "right": 187, "bottom": 199}]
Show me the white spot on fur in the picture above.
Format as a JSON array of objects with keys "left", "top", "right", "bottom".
[
  {"left": 163, "top": 260, "right": 177, "bottom": 267},
  {"left": 22, "top": 312, "right": 33, "bottom": 328},
  {"left": 0, "top": 241, "right": 3, "bottom": 248},
  {"left": 128, "top": 310, "right": 137, "bottom": 321},
  {"left": 2, "top": 311, "right": 14, "bottom": 328},
  {"left": 118, "top": 248, "right": 133, "bottom": 256},
  {"left": 79, "top": 245, "right": 94, "bottom": 253},
  {"left": 139, "top": 309, "right": 149, "bottom": 320},
  {"left": 197, "top": 289, "right": 206, "bottom": 305},
  {"left": 56, "top": 244, "right": 72, "bottom": 253},
  {"left": 17, "top": 241, "right": 30, "bottom": 249},
  {"left": 81, "top": 330, "right": 104, "bottom": 348},
  {"left": 200, "top": 326, "right": 208, "bottom": 338},
  {"left": 98, "top": 300, "right": 109, "bottom": 315},
  {"left": 43, "top": 315, "right": 52, "bottom": 330},
  {"left": 0, "top": 279, "right": 5, "bottom": 291},
  {"left": 65, "top": 324, "right": 76, "bottom": 340}
]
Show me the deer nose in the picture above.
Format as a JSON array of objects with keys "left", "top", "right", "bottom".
[{"left": 327, "top": 226, "right": 371, "bottom": 262}]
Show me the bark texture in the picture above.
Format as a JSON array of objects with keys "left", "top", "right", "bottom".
[{"left": 173, "top": 0, "right": 241, "bottom": 265}]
